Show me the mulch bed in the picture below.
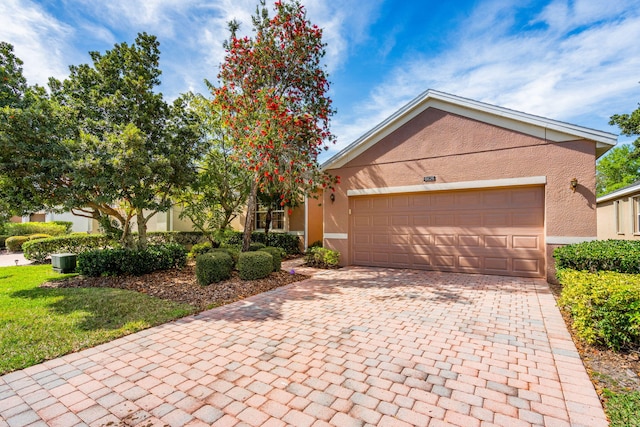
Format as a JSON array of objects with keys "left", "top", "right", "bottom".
[{"left": 43, "top": 262, "right": 309, "bottom": 311}]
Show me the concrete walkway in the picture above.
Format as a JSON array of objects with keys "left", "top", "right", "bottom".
[
  {"left": 0, "top": 265, "right": 607, "bottom": 426},
  {"left": 0, "top": 252, "right": 30, "bottom": 267}
]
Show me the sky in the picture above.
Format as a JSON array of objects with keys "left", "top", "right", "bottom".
[{"left": 2, "top": 0, "right": 640, "bottom": 160}]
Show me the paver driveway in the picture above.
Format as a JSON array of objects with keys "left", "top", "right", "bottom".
[{"left": 0, "top": 265, "right": 607, "bottom": 427}]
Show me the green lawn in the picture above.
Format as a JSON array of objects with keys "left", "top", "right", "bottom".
[
  {"left": 604, "top": 389, "right": 640, "bottom": 427},
  {"left": 0, "top": 265, "right": 194, "bottom": 375}
]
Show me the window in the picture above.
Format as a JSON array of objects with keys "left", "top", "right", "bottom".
[
  {"left": 634, "top": 197, "right": 640, "bottom": 235},
  {"left": 615, "top": 201, "right": 624, "bottom": 234},
  {"left": 255, "top": 204, "right": 285, "bottom": 230}
]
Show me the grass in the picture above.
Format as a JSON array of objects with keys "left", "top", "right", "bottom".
[
  {"left": 0, "top": 265, "right": 194, "bottom": 375},
  {"left": 604, "top": 389, "right": 640, "bottom": 426}
]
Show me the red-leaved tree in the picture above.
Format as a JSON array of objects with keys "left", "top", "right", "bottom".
[{"left": 214, "top": 0, "right": 338, "bottom": 251}]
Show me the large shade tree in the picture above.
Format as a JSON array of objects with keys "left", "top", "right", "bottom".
[
  {"left": 611, "top": 99, "right": 640, "bottom": 156},
  {"left": 46, "top": 33, "right": 202, "bottom": 248},
  {"left": 0, "top": 42, "right": 74, "bottom": 218},
  {"left": 214, "top": 0, "right": 338, "bottom": 251},
  {"left": 596, "top": 144, "right": 640, "bottom": 197}
]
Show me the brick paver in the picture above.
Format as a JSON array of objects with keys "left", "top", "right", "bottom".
[{"left": 0, "top": 261, "right": 607, "bottom": 426}]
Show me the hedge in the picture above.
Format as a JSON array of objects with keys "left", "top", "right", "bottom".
[
  {"left": 6, "top": 234, "right": 52, "bottom": 252},
  {"left": 223, "top": 231, "right": 301, "bottom": 255},
  {"left": 558, "top": 269, "right": 640, "bottom": 350},
  {"left": 146, "top": 231, "right": 208, "bottom": 247},
  {"left": 77, "top": 243, "right": 186, "bottom": 277},
  {"left": 554, "top": 239, "right": 640, "bottom": 273},
  {"left": 237, "top": 251, "right": 273, "bottom": 280},
  {"left": 5, "top": 222, "right": 67, "bottom": 237},
  {"left": 304, "top": 247, "right": 340, "bottom": 268},
  {"left": 196, "top": 252, "right": 233, "bottom": 285},
  {"left": 23, "top": 234, "right": 112, "bottom": 263}
]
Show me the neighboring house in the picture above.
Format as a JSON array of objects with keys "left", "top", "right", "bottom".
[
  {"left": 318, "top": 89, "right": 617, "bottom": 281},
  {"left": 597, "top": 181, "right": 640, "bottom": 240}
]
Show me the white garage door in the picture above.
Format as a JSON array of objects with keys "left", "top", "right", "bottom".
[{"left": 350, "top": 186, "right": 545, "bottom": 277}]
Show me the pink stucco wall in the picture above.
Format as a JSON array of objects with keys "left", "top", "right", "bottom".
[{"left": 323, "top": 108, "right": 597, "bottom": 281}]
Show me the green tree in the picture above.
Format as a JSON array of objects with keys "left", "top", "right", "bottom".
[
  {"left": 611, "top": 101, "right": 640, "bottom": 156},
  {"left": 48, "top": 33, "right": 202, "bottom": 248},
  {"left": 0, "top": 42, "right": 74, "bottom": 218},
  {"left": 177, "top": 92, "right": 251, "bottom": 241},
  {"left": 214, "top": 0, "right": 338, "bottom": 251},
  {"left": 596, "top": 144, "right": 640, "bottom": 197}
]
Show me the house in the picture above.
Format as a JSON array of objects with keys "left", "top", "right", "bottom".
[
  {"left": 318, "top": 89, "right": 617, "bottom": 281},
  {"left": 596, "top": 181, "right": 640, "bottom": 240}
]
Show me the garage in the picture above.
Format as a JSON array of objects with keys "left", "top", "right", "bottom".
[{"left": 350, "top": 186, "right": 545, "bottom": 277}]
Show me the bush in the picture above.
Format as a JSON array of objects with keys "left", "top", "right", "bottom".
[
  {"left": 308, "top": 240, "right": 322, "bottom": 249},
  {"left": 304, "top": 247, "right": 340, "bottom": 268},
  {"left": 190, "top": 241, "right": 212, "bottom": 258},
  {"left": 249, "top": 242, "right": 266, "bottom": 251},
  {"left": 223, "top": 231, "right": 301, "bottom": 255},
  {"left": 211, "top": 247, "right": 240, "bottom": 267},
  {"left": 558, "top": 269, "right": 640, "bottom": 350},
  {"left": 5, "top": 222, "right": 67, "bottom": 237},
  {"left": 23, "top": 234, "right": 111, "bottom": 263},
  {"left": 146, "top": 231, "right": 209, "bottom": 247},
  {"left": 196, "top": 252, "right": 233, "bottom": 285},
  {"left": 237, "top": 251, "right": 273, "bottom": 280},
  {"left": 77, "top": 244, "right": 186, "bottom": 277},
  {"left": 52, "top": 221, "right": 73, "bottom": 234},
  {"left": 259, "top": 247, "right": 283, "bottom": 272},
  {"left": 554, "top": 240, "right": 640, "bottom": 274},
  {"left": 5, "top": 236, "right": 29, "bottom": 252}
]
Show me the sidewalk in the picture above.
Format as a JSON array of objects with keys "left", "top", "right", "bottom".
[{"left": 0, "top": 252, "right": 31, "bottom": 267}]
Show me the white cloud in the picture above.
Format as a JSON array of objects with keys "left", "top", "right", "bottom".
[
  {"left": 0, "top": 0, "right": 72, "bottom": 85},
  {"left": 329, "top": 1, "right": 640, "bottom": 152}
]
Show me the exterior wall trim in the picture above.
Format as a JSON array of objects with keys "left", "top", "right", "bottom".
[
  {"left": 346, "top": 176, "right": 547, "bottom": 197},
  {"left": 288, "top": 231, "right": 304, "bottom": 236},
  {"left": 546, "top": 236, "right": 597, "bottom": 245},
  {"left": 324, "top": 233, "right": 348, "bottom": 240}
]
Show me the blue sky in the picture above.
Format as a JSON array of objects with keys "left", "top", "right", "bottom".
[{"left": 2, "top": 0, "right": 640, "bottom": 158}]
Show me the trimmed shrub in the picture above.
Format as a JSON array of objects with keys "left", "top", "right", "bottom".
[
  {"left": 554, "top": 239, "right": 640, "bottom": 274},
  {"left": 146, "top": 231, "right": 209, "bottom": 247},
  {"left": 238, "top": 251, "right": 273, "bottom": 280},
  {"left": 5, "top": 222, "right": 67, "bottom": 237},
  {"left": 248, "top": 242, "right": 266, "bottom": 251},
  {"left": 196, "top": 252, "right": 233, "bottom": 285},
  {"left": 6, "top": 235, "right": 29, "bottom": 252},
  {"left": 558, "top": 269, "right": 640, "bottom": 350},
  {"left": 77, "top": 243, "right": 186, "bottom": 277},
  {"left": 52, "top": 221, "right": 73, "bottom": 234},
  {"left": 259, "top": 247, "right": 283, "bottom": 272},
  {"left": 190, "top": 241, "right": 212, "bottom": 258},
  {"left": 22, "top": 234, "right": 111, "bottom": 263},
  {"left": 223, "top": 231, "right": 301, "bottom": 255},
  {"left": 211, "top": 247, "right": 240, "bottom": 267},
  {"left": 304, "top": 247, "right": 340, "bottom": 268}
]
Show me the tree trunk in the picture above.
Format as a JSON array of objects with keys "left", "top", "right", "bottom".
[
  {"left": 242, "top": 179, "right": 258, "bottom": 252},
  {"left": 264, "top": 207, "right": 272, "bottom": 237},
  {"left": 136, "top": 208, "right": 149, "bottom": 250}
]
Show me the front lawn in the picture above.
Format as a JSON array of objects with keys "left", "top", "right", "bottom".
[{"left": 0, "top": 265, "right": 194, "bottom": 375}]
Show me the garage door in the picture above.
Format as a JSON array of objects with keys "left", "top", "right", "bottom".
[{"left": 350, "top": 186, "right": 545, "bottom": 277}]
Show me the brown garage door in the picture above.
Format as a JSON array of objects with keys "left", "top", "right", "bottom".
[{"left": 350, "top": 186, "right": 545, "bottom": 277}]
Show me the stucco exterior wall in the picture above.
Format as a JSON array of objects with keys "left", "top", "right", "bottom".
[
  {"left": 323, "top": 108, "right": 597, "bottom": 281},
  {"left": 598, "top": 196, "right": 640, "bottom": 240}
]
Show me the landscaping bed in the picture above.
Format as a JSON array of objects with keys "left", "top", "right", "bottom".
[{"left": 43, "top": 261, "right": 309, "bottom": 311}]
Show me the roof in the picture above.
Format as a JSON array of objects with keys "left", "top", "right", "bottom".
[
  {"left": 597, "top": 180, "right": 640, "bottom": 203},
  {"left": 322, "top": 89, "right": 618, "bottom": 170}
]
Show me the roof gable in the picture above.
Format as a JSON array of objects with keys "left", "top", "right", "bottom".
[{"left": 322, "top": 89, "right": 617, "bottom": 170}]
